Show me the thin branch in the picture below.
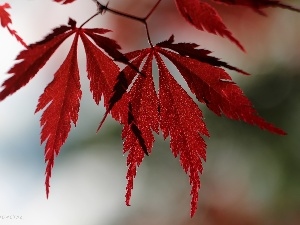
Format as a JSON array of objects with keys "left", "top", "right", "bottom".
[
  {"left": 97, "top": 2, "right": 144, "bottom": 23},
  {"left": 91, "top": 1, "right": 162, "bottom": 48},
  {"left": 144, "top": 0, "right": 162, "bottom": 20}
]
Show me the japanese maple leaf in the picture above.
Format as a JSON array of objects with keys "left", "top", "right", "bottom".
[
  {"left": 99, "top": 36, "right": 285, "bottom": 216},
  {"left": 0, "top": 18, "right": 125, "bottom": 197},
  {"left": 0, "top": 3, "right": 26, "bottom": 47},
  {"left": 0, "top": 3, "right": 11, "bottom": 27},
  {"left": 213, "top": 0, "right": 300, "bottom": 16},
  {"left": 175, "top": 0, "right": 245, "bottom": 51}
]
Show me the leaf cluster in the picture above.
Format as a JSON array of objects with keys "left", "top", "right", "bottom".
[{"left": 1, "top": 0, "right": 298, "bottom": 216}]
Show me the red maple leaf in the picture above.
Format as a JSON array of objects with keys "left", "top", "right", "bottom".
[
  {"left": 0, "top": 3, "right": 11, "bottom": 27},
  {"left": 174, "top": 0, "right": 299, "bottom": 49},
  {"left": 98, "top": 36, "right": 285, "bottom": 216},
  {"left": 0, "top": 18, "right": 125, "bottom": 197},
  {"left": 175, "top": 0, "right": 245, "bottom": 51},
  {"left": 0, "top": 3, "right": 26, "bottom": 47}
]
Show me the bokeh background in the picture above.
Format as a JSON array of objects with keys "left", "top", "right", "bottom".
[{"left": 0, "top": 0, "right": 300, "bottom": 224}]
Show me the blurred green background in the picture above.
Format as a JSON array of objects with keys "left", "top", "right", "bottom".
[{"left": 0, "top": 0, "right": 300, "bottom": 224}]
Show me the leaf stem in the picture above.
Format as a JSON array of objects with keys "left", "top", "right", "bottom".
[
  {"left": 79, "top": 11, "right": 101, "bottom": 28},
  {"left": 145, "top": 23, "right": 153, "bottom": 47}
]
